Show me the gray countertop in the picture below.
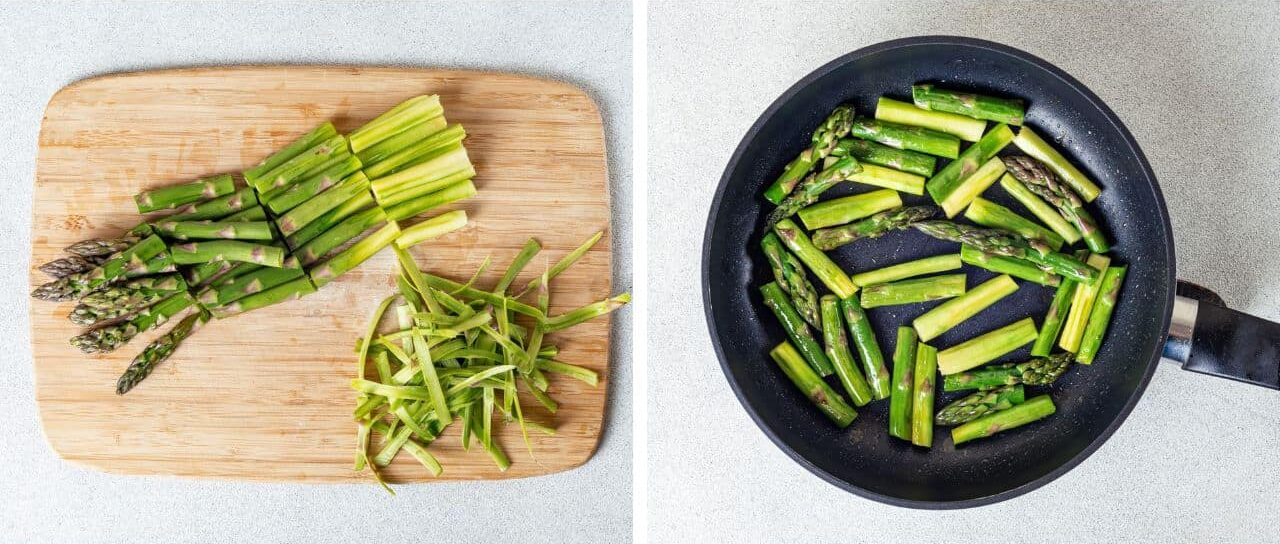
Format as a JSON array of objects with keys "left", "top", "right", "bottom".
[
  {"left": 0, "top": 1, "right": 631, "bottom": 542},
  {"left": 649, "top": 1, "right": 1280, "bottom": 542}
]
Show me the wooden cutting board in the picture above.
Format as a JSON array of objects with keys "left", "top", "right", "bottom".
[{"left": 29, "top": 67, "right": 613, "bottom": 483}]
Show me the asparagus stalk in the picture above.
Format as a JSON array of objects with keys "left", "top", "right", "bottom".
[
  {"left": 821, "top": 295, "right": 874, "bottom": 407},
  {"left": 294, "top": 209, "right": 386, "bottom": 268},
  {"left": 924, "top": 124, "right": 1014, "bottom": 206},
  {"left": 1059, "top": 253, "right": 1112, "bottom": 352},
  {"left": 38, "top": 255, "right": 101, "bottom": 278},
  {"left": 1031, "top": 277, "right": 1077, "bottom": 356},
  {"left": 134, "top": 173, "right": 235, "bottom": 214},
  {"left": 243, "top": 122, "right": 339, "bottom": 187},
  {"left": 810, "top": 205, "right": 936, "bottom": 251},
  {"left": 209, "top": 276, "right": 316, "bottom": 318},
  {"left": 942, "top": 353, "right": 1074, "bottom": 392},
  {"left": 964, "top": 197, "right": 1064, "bottom": 251},
  {"left": 850, "top": 254, "right": 961, "bottom": 287},
  {"left": 199, "top": 267, "right": 306, "bottom": 306},
  {"left": 164, "top": 186, "right": 259, "bottom": 222},
  {"left": 911, "top": 84, "right": 1026, "bottom": 125},
  {"left": 31, "top": 235, "right": 168, "bottom": 302},
  {"left": 356, "top": 115, "right": 448, "bottom": 167},
  {"left": 250, "top": 134, "right": 351, "bottom": 194},
  {"left": 63, "top": 224, "right": 153, "bottom": 258},
  {"left": 276, "top": 172, "right": 372, "bottom": 236},
  {"left": 772, "top": 219, "right": 857, "bottom": 299},
  {"left": 348, "top": 95, "right": 444, "bottom": 153},
  {"left": 912, "top": 221, "right": 1099, "bottom": 284},
  {"left": 70, "top": 279, "right": 178, "bottom": 326},
  {"left": 935, "top": 384, "right": 1025, "bottom": 426},
  {"left": 769, "top": 341, "right": 857, "bottom": 427},
  {"left": 370, "top": 144, "right": 473, "bottom": 202},
  {"left": 849, "top": 117, "right": 961, "bottom": 158},
  {"left": 959, "top": 245, "right": 1060, "bottom": 287},
  {"left": 937, "top": 155, "right": 1005, "bottom": 218},
  {"left": 952, "top": 395, "right": 1055, "bottom": 445},
  {"left": 263, "top": 154, "right": 364, "bottom": 214},
  {"left": 170, "top": 241, "right": 286, "bottom": 268},
  {"left": 796, "top": 189, "right": 902, "bottom": 230},
  {"left": 1075, "top": 265, "right": 1126, "bottom": 364},
  {"left": 384, "top": 180, "right": 477, "bottom": 222},
  {"left": 936, "top": 317, "right": 1038, "bottom": 375},
  {"left": 361, "top": 124, "right": 467, "bottom": 180},
  {"left": 888, "top": 326, "right": 917, "bottom": 440},
  {"left": 843, "top": 163, "right": 925, "bottom": 195},
  {"left": 70, "top": 291, "right": 196, "bottom": 353},
  {"left": 765, "top": 156, "right": 862, "bottom": 227},
  {"left": 830, "top": 137, "right": 936, "bottom": 177},
  {"left": 1002, "top": 155, "right": 1108, "bottom": 252},
  {"left": 309, "top": 222, "right": 403, "bottom": 288},
  {"left": 997, "top": 174, "right": 1081, "bottom": 244},
  {"left": 761, "top": 232, "right": 821, "bottom": 329},
  {"left": 155, "top": 220, "right": 274, "bottom": 241},
  {"left": 876, "top": 96, "right": 986, "bottom": 141},
  {"left": 79, "top": 274, "right": 187, "bottom": 306},
  {"left": 394, "top": 209, "right": 469, "bottom": 249},
  {"left": 378, "top": 168, "right": 475, "bottom": 209},
  {"left": 912, "top": 273, "right": 1019, "bottom": 341},
  {"left": 840, "top": 295, "right": 891, "bottom": 399},
  {"left": 760, "top": 282, "right": 834, "bottom": 376},
  {"left": 859, "top": 273, "right": 966, "bottom": 308},
  {"left": 763, "top": 106, "right": 855, "bottom": 204},
  {"left": 284, "top": 190, "right": 376, "bottom": 248},
  {"left": 124, "top": 252, "right": 177, "bottom": 277},
  {"left": 116, "top": 311, "right": 208, "bottom": 394},
  {"left": 911, "top": 342, "right": 938, "bottom": 447},
  {"left": 1013, "top": 127, "right": 1101, "bottom": 201}
]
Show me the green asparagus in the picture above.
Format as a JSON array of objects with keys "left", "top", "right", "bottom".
[
  {"left": 1031, "top": 277, "right": 1077, "bottom": 356},
  {"left": 761, "top": 282, "right": 834, "bottom": 376},
  {"left": 830, "top": 137, "right": 936, "bottom": 177},
  {"left": 997, "top": 173, "right": 1081, "bottom": 244},
  {"left": 912, "top": 274, "right": 1018, "bottom": 341},
  {"left": 209, "top": 276, "right": 316, "bottom": 318},
  {"left": 772, "top": 218, "right": 857, "bottom": 299},
  {"left": 155, "top": 220, "right": 274, "bottom": 241},
  {"left": 1075, "top": 265, "right": 1126, "bottom": 364},
  {"left": 911, "top": 84, "right": 1026, "bottom": 125},
  {"left": 849, "top": 117, "right": 961, "bottom": 158},
  {"left": 958, "top": 245, "right": 1060, "bottom": 287},
  {"left": 763, "top": 106, "right": 855, "bottom": 204},
  {"left": 859, "top": 273, "right": 966, "bottom": 308},
  {"left": 888, "top": 326, "right": 917, "bottom": 440},
  {"left": 912, "top": 221, "right": 1099, "bottom": 284},
  {"left": 1059, "top": 254, "right": 1111, "bottom": 352},
  {"left": 936, "top": 317, "right": 1038, "bottom": 375},
  {"left": 937, "top": 155, "right": 1005, "bottom": 218},
  {"left": 821, "top": 296, "right": 874, "bottom": 407},
  {"left": 876, "top": 96, "right": 986, "bottom": 142},
  {"left": 924, "top": 124, "right": 1014, "bottom": 207},
  {"left": 840, "top": 296, "right": 891, "bottom": 399},
  {"left": 394, "top": 210, "right": 469, "bottom": 249},
  {"left": 761, "top": 232, "right": 821, "bottom": 329},
  {"left": 31, "top": 235, "right": 168, "bottom": 302},
  {"left": 309, "top": 222, "right": 403, "bottom": 288},
  {"left": 911, "top": 342, "right": 938, "bottom": 447},
  {"left": 964, "top": 197, "right": 1064, "bottom": 251},
  {"left": 850, "top": 254, "right": 961, "bottom": 287},
  {"left": 935, "top": 385, "right": 1025, "bottom": 426},
  {"left": 70, "top": 291, "right": 196, "bottom": 353},
  {"left": 769, "top": 341, "right": 857, "bottom": 427},
  {"left": 170, "top": 240, "right": 287, "bottom": 267},
  {"left": 942, "top": 353, "right": 1074, "bottom": 392},
  {"left": 810, "top": 205, "right": 936, "bottom": 251},
  {"left": 796, "top": 189, "right": 902, "bottom": 230},
  {"left": 348, "top": 95, "right": 444, "bottom": 153},
  {"left": 765, "top": 156, "right": 862, "bottom": 227},
  {"left": 1012, "top": 127, "right": 1101, "bottom": 202},
  {"left": 243, "top": 122, "right": 339, "bottom": 187},
  {"left": 1003, "top": 155, "right": 1108, "bottom": 253},
  {"left": 116, "top": 311, "right": 208, "bottom": 394},
  {"left": 952, "top": 395, "right": 1055, "bottom": 445},
  {"left": 134, "top": 173, "right": 235, "bottom": 214}
]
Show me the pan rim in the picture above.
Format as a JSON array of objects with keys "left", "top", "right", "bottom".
[{"left": 700, "top": 35, "right": 1176, "bottom": 509}]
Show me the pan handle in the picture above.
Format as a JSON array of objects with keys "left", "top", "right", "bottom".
[{"left": 1164, "top": 281, "right": 1280, "bottom": 390}]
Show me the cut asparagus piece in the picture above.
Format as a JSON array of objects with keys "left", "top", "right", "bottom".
[
  {"left": 170, "top": 240, "right": 286, "bottom": 267},
  {"left": 293, "top": 208, "right": 389, "bottom": 266},
  {"left": 876, "top": 96, "right": 986, "bottom": 141},
  {"left": 964, "top": 197, "right": 1064, "bottom": 251},
  {"left": 124, "top": 252, "right": 176, "bottom": 278},
  {"left": 943, "top": 353, "right": 1074, "bottom": 392},
  {"left": 70, "top": 291, "right": 196, "bottom": 353},
  {"left": 860, "top": 273, "right": 966, "bottom": 308},
  {"left": 938, "top": 155, "right": 1005, "bottom": 218},
  {"left": 797, "top": 189, "right": 902, "bottom": 230},
  {"left": 952, "top": 395, "right": 1055, "bottom": 445},
  {"left": 378, "top": 168, "right": 475, "bottom": 209},
  {"left": 155, "top": 220, "right": 274, "bottom": 241},
  {"left": 937, "top": 317, "right": 1038, "bottom": 375},
  {"left": 116, "top": 311, "right": 208, "bottom": 394},
  {"left": 199, "top": 267, "right": 306, "bottom": 306},
  {"left": 1075, "top": 265, "right": 1126, "bottom": 364},
  {"left": 1059, "top": 254, "right": 1112, "bottom": 352},
  {"left": 913, "top": 221, "right": 1099, "bottom": 284},
  {"left": 935, "top": 384, "right": 1025, "bottom": 426},
  {"left": 384, "top": 180, "right": 477, "bottom": 222},
  {"left": 761, "top": 232, "right": 821, "bottom": 329},
  {"left": 911, "top": 342, "right": 938, "bottom": 447},
  {"left": 264, "top": 153, "right": 364, "bottom": 214},
  {"left": 370, "top": 144, "right": 473, "bottom": 202},
  {"left": 959, "top": 245, "right": 1060, "bottom": 287},
  {"left": 772, "top": 218, "right": 857, "bottom": 299},
  {"left": 763, "top": 106, "right": 855, "bottom": 204},
  {"left": 997, "top": 173, "right": 1081, "bottom": 244},
  {"left": 134, "top": 173, "right": 235, "bottom": 214},
  {"left": 760, "top": 282, "right": 834, "bottom": 376},
  {"left": 309, "top": 222, "right": 403, "bottom": 288},
  {"left": 911, "top": 84, "right": 1025, "bottom": 125},
  {"left": 349, "top": 95, "right": 444, "bottom": 153},
  {"left": 810, "top": 205, "right": 936, "bottom": 251},
  {"left": 850, "top": 254, "right": 961, "bottom": 287},
  {"left": 840, "top": 296, "right": 891, "bottom": 399},
  {"left": 1013, "top": 127, "right": 1101, "bottom": 202},
  {"left": 1003, "top": 155, "right": 1108, "bottom": 252},
  {"left": 925, "top": 124, "right": 1014, "bottom": 207},
  {"left": 830, "top": 137, "right": 936, "bottom": 177},
  {"left": 243, "top": 122, "right": 338, "bottom": 187},
  {"left": 356, "top": 115, "right": 448, "bottom": 166},
  {"left": 821, "top": 295, "right": 874, "bottom": 407},
  {"left": 1032, "top": 277, "right": 1077, "bottom": 356},
  {"left": 276, "top": 172, "right": 372, "bottom": 236},
  {"left": 285, "top": 190, "right": 376, "bottom": 249},
  {"left": 769, "top": 341, "right": 857, "bottom": 427},
  {"left": 889, "top": 326, "right": 917, "bottom": 440},
  {"left": 163, "top": 186, "right": 258, "bottom": 222},
  {"left": 765, "top": 156, "right": 862, "bottom": 227},
  {"left": 31, "top": 235, "right": 168, "bottom": 302},
  {"left": 850, "top": 117, "right": 961, "bottom": 158},
  {"left": 394, "top": 210, "right": 469, "bottom": 250},
  {"left": 844, "top": 163, "right": 925, "bottom": 195},
  {"left": 912, "top": 274, "right": 1019, "bottom": 341},
  {"left": 210, "top": 276, "right": 315, "bottom": 318},
  {"left": 249, "top": 134, "right": 349, "bottom": 194},
  {"left": 362, "top": 124, "right": 467, "bottom": 180}
]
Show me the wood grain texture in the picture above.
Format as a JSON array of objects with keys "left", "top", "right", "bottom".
[{"left": 30, "top": 67, "right": 613, "bottom": 483}]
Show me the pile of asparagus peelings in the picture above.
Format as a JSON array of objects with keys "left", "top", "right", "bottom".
[{"left": 759, "top": 85, "right": 1126, "bottom": 446}]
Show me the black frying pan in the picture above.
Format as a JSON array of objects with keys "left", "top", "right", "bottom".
[{"left": 702, "top": 36, "right": 1280, "bottom": 509}]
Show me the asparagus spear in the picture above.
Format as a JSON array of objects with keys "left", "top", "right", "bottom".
[
  {"left": 924, "top": 124, "right": 1014, "bottom": 206},
  {"left": 840, "top": 295, "right": 891, "bottom": 399},
  {"left": 769, "top": 341, "right": 857, "bottom": 427},
  {"left": 134, "top": 173, "right": 236, "bottom": 214},
  {"left": 859, "top": 273, "right": 966, "bottom": 308},
  {"left": 964, "top": 197, "right": 1064, "bottom": 251},
  {"left": 242, "top": 122, "right": 339, "bottom": 187},
  {"left": 942, "top": 353, "right": 1074, "bottom": 392},
  {"left": 760, "top": 282, "right": 834, "bottom": 376},
  {"left": 952, "top": 395, "right": 1055, "bottom": 445},
  {"left": 248, "top": 134, "right": 350, "bottom": 194},
  {"left": 162, "top": 186, "right": 259, "bottom": 222},
  {"left": 1013, "top": 127, "right": 1101, "bottom": 202},
  {"left": 1002, "top": 155, "right": 1108, "bottom": 253},
  {"left": 850, "top": 254, "right": 961, "bottom": 287},
  {"left": 761, "top": 232, "right": 821, "bottom": 329},
  {"left": 935, "top": 385, "right": 1025, "bottom": 426},
  {"left": 384, "top": 180, "right": 477, "bottom": 222},
  {"left": 876, "top": 96, "right": 986, "bottom": 141},
  {"left": 31, "top": 235, "right": 168, "bottom": 302},
  {"left": 170, "top": 241, "right": 287, "bottom": 268},
  {"left": 796, "top": 189, "right": 902, "bottom": 230},
  {"left": 370, "top": 145, "right": 474, "bottom": 203},
  {"left": 209, "top": 276, "right": 316, "bottom": 318},
  {"left": 821, "top": 296, "right": 874, "bottom": 407},
  {"left": 841, "top": 163, "right": 925, "bottom": 195},
  {"left": 276, "top": 172, "right": 372, "bottom": 236},
  {"left": 284, "top": 190, "right": 376, "bottom": 248},
  {"left": 64, "top": 232, "right": 144, "bottom": 258},
  {"left": 309, "top": 222, "right": 403, "bottom": 288},
  {"left": 912, "top": 221, "right": 1099, "bottom": 284},
  {"left": 70, "top": 291, "right": 196, "bottom": 353},
  {"left": 1075, "top": 265, "right": 1127, "bottom": 364},
  {"left": 810, "top": 205, "right": 936, "bottom": 251},
  {"left": 70, "top": 283, "right": 173, "bottom": 326},
  {"left": 394, "top": 210, "right": 469, "bottom": 249},
  {"left": 1031, "top": 277, "right": 1077, "bottom": 356},
  {"left": 38, "top": 255, "right": 101, "bottom": 278},
  {"left": 362, "top": 123, "right": 467, "bottom": 180},
  {"left": 292, "top": 208, "right": 389, "bottom": 266},
  {"left": 912, "top": 274, "right": 1019, "bottom": 341},
  {"left": 889, "top": 326, "right": 917, "bottom": 440},
  {"left": 198, "top": 267, "right": 306, "bottom": 306},
  {"left": 78, "top": 275, "right": 187, "bottom": 309},
  {"left": 1059, "top": 254, "right": 1112, "bottom": 352},
  {"left": 938, "top": 155, "right": 1005, "bottom": 218},
  {"left": 936, "top": 317, "right": 1038, "bottom": 375},
  {"left": 911, "top": 342, "right": 938, "bottom": 447},
  {"left": 765, "top": 156, "right": 862, "bottom": 227},
  {"left": 263, "top": 154, "right": 364, "bottom": 214},
  {"left": 124, "top": 252, "right": 177, "bottom": 278},
  {"left": 763, "top": 106, "right": 855, "bottom": 204},
  {"left": 356, "top": 115, "right": 448, "bottom": 167},
  {"left": 997, "top": 173, "right": 1081, "bottom": 244},
  {"left": 116, "top": 311, "right": 208, "bottom": 394},
  {"left": 959, "top": 245, "right": 1060, "bottom": 287},
  {"left": 348, "top": 95, "right": 444, "bottom": 153},
  {"left": 849, "top": 117, "right": 961, "bottom": 158},
  {"left": 911, "top": 84, "right": 1025, "bottom": 125},
  {"left": 155, "top": 220, "right": 274, "bottom": 241},
  {"left": 830, "top": 137, "right": 936, "bottom": 177},
  {"left": 772, "top": 219, "right": 857, "bottom": 299}
]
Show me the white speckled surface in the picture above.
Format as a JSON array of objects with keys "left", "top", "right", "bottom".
[
  {"left": 649, "top": 1, "right": 1280, "bottom": 541},
  {"left": 0, "top": 1, "right": 631, "bottom": 542}
]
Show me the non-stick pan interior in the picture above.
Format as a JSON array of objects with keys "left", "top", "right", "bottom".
[{"left": 703, "top": 37, "right": 1174, "bottom": 507}]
